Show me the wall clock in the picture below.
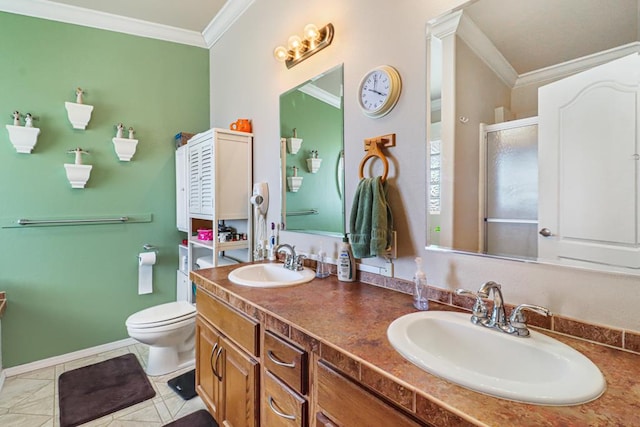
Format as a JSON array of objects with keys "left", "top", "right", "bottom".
[{"left": 357, "top": 65, "right": 402, "bottom": 118}]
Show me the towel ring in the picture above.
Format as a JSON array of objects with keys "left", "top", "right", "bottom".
[{"left": 358, "top": 140, "right": 389, "bottom": 182}]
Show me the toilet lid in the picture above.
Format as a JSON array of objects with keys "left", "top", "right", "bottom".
[{"left": 126, "top": 301, "right": 196, "bottom": 328}]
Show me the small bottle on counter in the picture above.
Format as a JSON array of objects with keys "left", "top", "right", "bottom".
[
  {"left": 413, "top": 257, "right": 429, "bottom": 310},
  {"left": 338, "top": 234, "right": 355, "bottom": 282},
  {"left": 315, "top": 249, "right": 330, "bottom": 278}
]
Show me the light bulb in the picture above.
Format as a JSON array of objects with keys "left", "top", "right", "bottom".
[
  {"left": 303, "top": 24, "right": 320, "bottom": 41},
  {"left": 287, "top": 35, "right": 303, "bottom": 52},
  {"left": 273, "top": 46, "right": 289, "bottom": 62}
]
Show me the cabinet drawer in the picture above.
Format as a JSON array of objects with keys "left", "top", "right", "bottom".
[
  {"left": 197, "top": 290, "right": 259, "bottom": 357},
  {"left": 264, "top": 370, "right": 307, "bottom": 427},
  {"left": 264, "top": 331, "right": 307, "bottom": 395},
  {"left": 316, "top": 362, "right": 423, "bottom": 427}
]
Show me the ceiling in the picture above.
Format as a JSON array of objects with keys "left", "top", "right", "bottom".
[
  {"left": 464, "top": 0, "right": 640, "bottom": 75},
  {"left": 48, "top": 0, "right": 228, "bottom": 32},
  {"left": 6, "top": 0, "right": 639, "bottom": 65}
]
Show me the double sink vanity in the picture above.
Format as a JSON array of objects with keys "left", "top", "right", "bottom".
[{"left": 191, "top": 262, "right": 640, "bottom": 426}]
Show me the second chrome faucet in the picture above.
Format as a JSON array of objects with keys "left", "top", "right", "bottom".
[
  {"left": 456, "top": 281, "right": 551, "bottom": 337},
  {"left": 275, "top": 243, "right": 306, "bottom": 271}
]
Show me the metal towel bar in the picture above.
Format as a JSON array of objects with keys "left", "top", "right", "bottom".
[
  {"left": 17, "top": 216, "right": 129, "bottom": 225},
  {"left": 286, "top": 209, "right": 318, "bottom": 216}
]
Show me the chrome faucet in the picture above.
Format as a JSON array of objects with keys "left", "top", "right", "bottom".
[
  {"left": 456, "top": 282, "right": 551, "bottom": 337},
  {"left": 275, "top": 244, "right": 305, "bottom": 271},
  {"left": 477, "top": 281, "right": 509, "bottom": 331}
]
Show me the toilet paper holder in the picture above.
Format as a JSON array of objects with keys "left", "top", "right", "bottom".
[{"left": 142, "top": 243, "right": 158, "bottom": 253}]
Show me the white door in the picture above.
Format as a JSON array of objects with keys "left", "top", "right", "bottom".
[{"left": 538, "top": 53, "right": 640, "bottom": 270}]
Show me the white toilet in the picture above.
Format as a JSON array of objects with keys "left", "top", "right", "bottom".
[{"left": 126, "top": 300, "right": 196, "bottom": 376}]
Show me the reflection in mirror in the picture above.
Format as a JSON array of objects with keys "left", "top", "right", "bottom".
[
  {"left": 426, "top": 0, "right": 640, "bottom": 274},
  {"left": 280, "top": 64, "right": 345, "bottom": 237}
]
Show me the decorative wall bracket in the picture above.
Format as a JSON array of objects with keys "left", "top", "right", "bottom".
[
  {"left": 64, "top": 148, "right": 92, "bottom": 188},
  {"left": 306, "top": 157, "right": 322, "bottom": 173},
  {"left": 6, "top": 125, "right": 41, "bottom": 153},
  {"left": 287, "top": 137, "right": 303, "bottom": 154},
  {"left": 112, "top": 137, "right": 139, "bottom": 161},
  {"left": 65, "top": 102, "right": 94, "bottom": 130},
  {"left": 287, "top": 176, "right": 303, "bottom": 192}
]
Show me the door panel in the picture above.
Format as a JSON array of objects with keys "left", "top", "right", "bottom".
[{"left": 538, "top": 53, "right": 640, "bottom": 269}]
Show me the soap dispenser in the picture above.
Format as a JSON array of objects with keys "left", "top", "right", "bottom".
[
  {"left": 315, "top": 248, "right": 330, "bottom": 279},
  {"left": 413, "top": 257, "right": 429, "bottom": 310},
  {"left": 338, "top": 234, "right": 356, "bottom": 282}
]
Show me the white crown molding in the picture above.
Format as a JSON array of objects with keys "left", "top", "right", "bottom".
[
  {"left": 298, "top": 83, "right": 342, "bottom": 109},
  {"left": 202, "top": 0, "right": 255, "bottom": 48},
  {"left": 514, "top": 42, "right": 640, "bottom": 88},
  {"left": 427, "top": 10, "right": 463, "bottom": 40},
  {"left": 0, "top": 0, "right": 207, "bottom": 47},
  {"left": 456, "top": 13, "right": 518, "bottom": 87}
]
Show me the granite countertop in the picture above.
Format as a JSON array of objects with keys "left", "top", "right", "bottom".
[{"left": 191, "top": 264, "right": 640, "bottom": 427}]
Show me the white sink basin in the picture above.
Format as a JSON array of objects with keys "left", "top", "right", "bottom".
[
  {"left": 387, "top": 311, "right": 605, "bottom": 405},
  {"left": 228, "top": 264, "right": 315, "bottom": 288}
]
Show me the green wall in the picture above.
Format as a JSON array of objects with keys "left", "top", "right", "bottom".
[
  {"left": 280, "top": 91, "right": 344, "bottom": 235},
  {"left": 0, "top": 13, "right": 209, "bottom": 367}
]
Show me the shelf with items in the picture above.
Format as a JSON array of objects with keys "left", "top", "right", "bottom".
[{"left": 184, "top": 128, "right": 253, "bottom": 273}]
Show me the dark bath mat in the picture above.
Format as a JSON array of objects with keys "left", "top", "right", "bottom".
[
  {"left": 58, "top": 353, "right": 156, "bottom": 427},
  {"left": 163, "top": 409, "right": 218, "bottom": 427},
  {"left": 167, "top": 368, "right": 197, "bottom": 400}
]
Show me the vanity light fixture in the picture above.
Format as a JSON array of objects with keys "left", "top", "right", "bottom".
[{"left": 273, "top": 23, "right": 334, "bottom": 69}]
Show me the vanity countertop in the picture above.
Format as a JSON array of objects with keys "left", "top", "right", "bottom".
[{"left": 191, "top": 265, "right": 640, "bottom": 427}]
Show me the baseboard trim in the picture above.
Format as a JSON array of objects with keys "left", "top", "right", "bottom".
[{"left": 3, "top": 338, "right": 137, "bottom": 378}]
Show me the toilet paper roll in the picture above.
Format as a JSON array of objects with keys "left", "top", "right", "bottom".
[{"left": 138, "top": 251, "right": 156, "bottom": 295}]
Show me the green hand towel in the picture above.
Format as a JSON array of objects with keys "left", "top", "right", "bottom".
[{"left": 349, "top": 176, "right": 393, "bottom": 258}]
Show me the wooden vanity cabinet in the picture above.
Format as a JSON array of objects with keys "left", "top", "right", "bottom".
[{"left": 196, "top": 289, "right": 260, "bottom": 427}]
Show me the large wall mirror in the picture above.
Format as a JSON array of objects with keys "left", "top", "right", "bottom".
[
  {"left": 427, "top": 0, "right": 640, "bottom": 275},
  {"left": 280, "top": 64, "right": 345, "bottom": 237}
]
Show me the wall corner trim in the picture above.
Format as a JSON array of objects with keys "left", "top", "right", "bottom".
[
  {"left": 0, "top": 0, "right": 207, "bottom": 48},
  {"left": 202, "top": 0, "right": 255, "bottom": 48}
]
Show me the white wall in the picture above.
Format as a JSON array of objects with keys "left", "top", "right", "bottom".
[{"left": 209, "top": 0, "right": 640, "bottom": 332}]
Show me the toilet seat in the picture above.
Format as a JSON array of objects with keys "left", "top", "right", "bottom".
[{"left": 126, "top": 301, "right": 196, "bottom": 329}]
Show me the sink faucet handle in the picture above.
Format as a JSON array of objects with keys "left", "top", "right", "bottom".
[
  {"left": 294, "top": 254, "right": 306, "bottom": 271},
  {"left": 455, "top": 288, "right": 488, "bottom": 323},
  {"left": 508, "top": 304, "right": 552, "bottom": 337}
]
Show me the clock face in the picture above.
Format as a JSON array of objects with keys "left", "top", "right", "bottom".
[
  {"left": 361, "top": 70, "right": 390, "bottom": 111},
  {"left": 358, "top": 65, "right": 402, "bottom": 118}
]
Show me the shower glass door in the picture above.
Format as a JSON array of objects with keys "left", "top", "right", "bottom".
[{"left": 483, "top": 117, "right": 538, "bottom": 259}]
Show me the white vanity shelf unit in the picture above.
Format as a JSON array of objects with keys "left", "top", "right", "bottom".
[{"left": 175, "top": 128, "right": 253, "bottom": 303}]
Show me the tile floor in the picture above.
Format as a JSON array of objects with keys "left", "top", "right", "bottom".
[{"left": 0, "top": 343, "right": 206, "bottom": 427}]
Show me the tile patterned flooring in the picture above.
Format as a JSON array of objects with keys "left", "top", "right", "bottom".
[{"left": 0, "top": 343, "right": 206, "bottom": 426}]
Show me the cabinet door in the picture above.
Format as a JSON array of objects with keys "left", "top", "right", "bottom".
[
  {"left": 220, "top": 336, "right": 259, "bottom": 427},
  {"left": 215, "top": 133, "right": 250, "bottom": 219},
  {"left": 188, "top": 139, "right": 214, "bottom": 217},
  {"left": 175, "top": 145, "right": 188, "bottom": 231},
  {"left": 188, "top": 141, "right": 203, "bottom": 216},
  {"left": 195, "top": 317, "right": 222, "bottom": 418}
]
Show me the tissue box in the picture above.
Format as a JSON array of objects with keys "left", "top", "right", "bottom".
[
  {"left": 174, "top": 132, "right": 195, "bottom": 149},
  {"left": 197, "top": 229, "right": 213, "bottom": 241}
]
